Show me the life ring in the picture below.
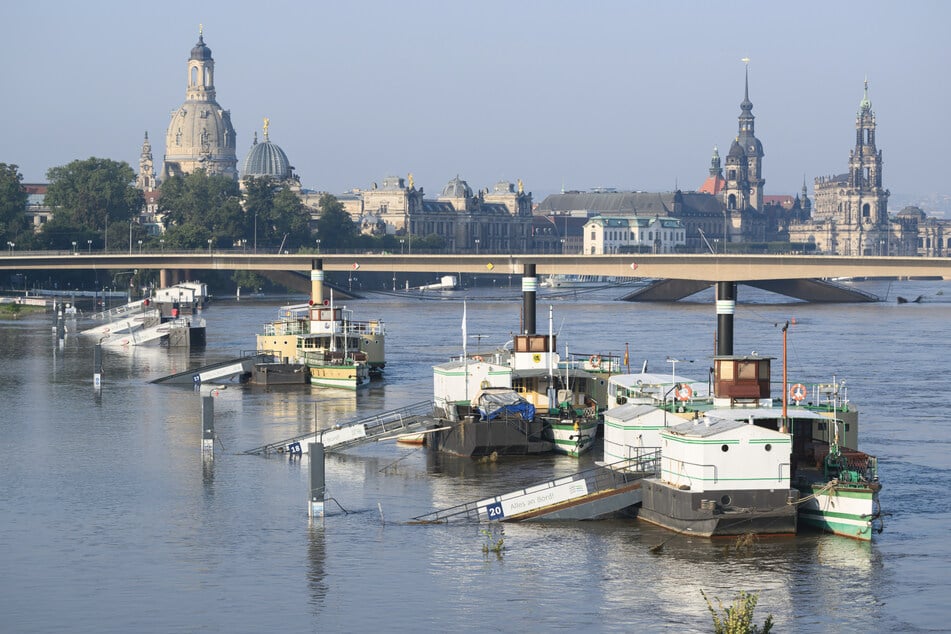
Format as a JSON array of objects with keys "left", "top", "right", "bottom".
[
  {"left": 473, "top": 355, "right": 484, "bottom": 362},
  {"left": 789, "top": 383, "right": 807, "bottom": 402},
  {"left": 589, "top": 355, "right": 602, "bottom": 369},
  {"left": 480, "top": 379, "right": 491, "bottom": 389},
  {"left": 674, "top": 384, "right": 693, "bottom": 401}
]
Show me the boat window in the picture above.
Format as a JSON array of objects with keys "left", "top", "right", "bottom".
[
  {"left": 737, "top": 361, "right": 757, "bottom": 380},
  {"left": 721, "top": 444, "right": 729, "bottom": 452},
  {"left": 718, "top": 360, "right": 734, "bottom": 380},
  {"left": 764, "top": 444, "right": 772, "bottom": 452}
]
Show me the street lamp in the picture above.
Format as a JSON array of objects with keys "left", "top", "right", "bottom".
[
  {"left": 316, "top": 239, "right": 320, "bottom": 254},
  {"left": 87, "top": 239, "right": 92, "bottom": 254},
  {"left": 6, "top": 241, "right": 13, "bottom": 253},
  {"left": 207, "top": 238, "right": 213, "bottom": 256},
  {"left": 138, "top": 239, "right": 143, "bottom": 253},
  {"left": 400, "top": 239, "right": 405, "bottom": 255},
  {"left": 71, "top": 240, "right": 77, "bottom": 254},
  {"left": 560, "top": 238, "right": 566, "bottom": 254},
  {"left": 474, "top": 238, "right": 480, "bottom": 255},
  {"left": 160, "top": 239, "right": 165, "bottom": 252}
]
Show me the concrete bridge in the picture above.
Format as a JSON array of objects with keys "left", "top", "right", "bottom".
[{"left": 2, "top": 251, "right": 948, "bottom": 301}]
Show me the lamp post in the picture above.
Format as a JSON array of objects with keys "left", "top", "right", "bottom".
[
  {"left": 400, "top": 239, "right": 404, "bottom": 255},
  {"left": 207, "top": 238, "right": 213, "bottom": 256},
  {"left": 474, "top": 238, "right": 480, "bottom": 255},
  {"left": 254, "top": 211, "right": 258, "bottom": 254},
  {"left": 560, "top": 238, "right": 565, "bottom": 254},
  {"left": 138, "top": 239, "right": 143, "bottom": 253},
  {"left": 666, "top": 357, "right": 693, "bottom": 392},
  {"left": 87, "top": 239, "right": 92, "bottom": 254},
  {"left": 6, "top": 241, "right": 13, "bottom": 253},
  {"left": 160, "top": 239, "right": 165, "bottom": 252},
  {"left": 71, "top": 240, "right": 77, "bottom": 254},
  {"left": 129, "top": 220, "right": 133, "bottom": 254},
  {"left": 316, "top": 239, "right": 320, "bottom": 254}
]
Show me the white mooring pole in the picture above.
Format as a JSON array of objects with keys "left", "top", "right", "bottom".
[
  {"left": 201, "top": 395, "right": 215, "bottom": 460},
  {"left": 309, "top": 442, "right": 326, "bottom": 520}
]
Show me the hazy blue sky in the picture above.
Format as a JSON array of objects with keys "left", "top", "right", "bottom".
[{"left": 4, "top": 1, "right": 948, "bottom": 204}]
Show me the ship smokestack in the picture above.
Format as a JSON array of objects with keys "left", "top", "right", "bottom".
[
  {"left": 311, "top": 259, "right": 324, "bottom": 306},
  {"left": 716, "top": 281, "right": 735, "bottom": 356},
  {"left": 522, "top": 263, "right": 537, "bottom": 335}
]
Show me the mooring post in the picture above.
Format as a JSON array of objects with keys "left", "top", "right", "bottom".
[
  {"left": 201, "top": 395, "right": 215, "bottom": 459},
  {"left": 93, "top": 342, "right": 103, "bottom": 391},
  {"left": 309, "top": 442, "right": 326, "bottom": 519}
]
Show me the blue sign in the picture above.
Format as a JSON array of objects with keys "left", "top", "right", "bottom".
[{"left": 484, "top": 502, "right": 505, "bottom": 521}]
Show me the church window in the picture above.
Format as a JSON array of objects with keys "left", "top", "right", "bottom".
[
  {"left": 728, "top": 194, "right": 737, "bottom": 210},
  {"left": 728, "top": 170, "right": 736, "bottom": 180},
  {"left": 863, "top": 203, "right": 870, "bottom": 218}
]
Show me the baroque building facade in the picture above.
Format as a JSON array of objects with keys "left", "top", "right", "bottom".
[
  {"left": 324, "top": 175, "right": 533, "bottom": 253},
  {"left": 161, "top": 30, "right": 238, "bottom": 181},
  {"left": 788, "top": 82, "right": 911, "bottom": 255}
]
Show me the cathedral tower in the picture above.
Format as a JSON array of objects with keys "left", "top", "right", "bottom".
[
  {"left": 846, "top": 80, "right": 888, "bottom": 227},
  {"left": 162, "top": 28, "right": 238, "bottom": 181}
]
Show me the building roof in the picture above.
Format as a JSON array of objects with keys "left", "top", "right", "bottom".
[
  {"left": 699, "top": 174, "right": 726, "bottom": 195},
  {"left": 536, "top": 191, "right": 678, "bottom": 215},
  {"left": 241, "top": 131, "right": 293, "bottom": 180}
]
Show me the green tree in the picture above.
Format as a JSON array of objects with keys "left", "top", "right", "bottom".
[
  {"left": 241, "top": 177, "right": 311, "bottom": 251},
  {"left": 43, "top": 158, "right": 143, "bottom": 249},
  {"left": 0, "top": 163, "right": 29, "bottom": 244},
  {"left": 314, "top": 193, "right": 357, "bottom": 251},
  {"left": 159, "top": 170, "right": 244, "bottom": 249},
  {"left": 701, "top": 590, "right": 774, "bottom": 634}
]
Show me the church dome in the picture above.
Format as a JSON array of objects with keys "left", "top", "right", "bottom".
[
  {"left": 242, "top": 129, "right": 293, "bottom": 180},
  {"left": 441, "top": 176, "right": 472, "bottom": 198}
]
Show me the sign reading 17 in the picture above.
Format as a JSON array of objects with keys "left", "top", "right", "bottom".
[{"left": 484, "top": 502, "right": 505, "bottom": 520}]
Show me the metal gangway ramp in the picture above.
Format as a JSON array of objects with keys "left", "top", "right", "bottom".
[
  {"left": 410, "top": 451, "right": 660, "bottom": 524},
  {"left": 150, "top": 351, "right": 269, "bottom": 385},
  {"left": 243, "top": 400, "right": 439, "bottom": 456}
]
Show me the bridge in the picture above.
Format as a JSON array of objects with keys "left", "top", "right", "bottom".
[{"left": 2, "top": 251, "right": 948, "bottom": 301}]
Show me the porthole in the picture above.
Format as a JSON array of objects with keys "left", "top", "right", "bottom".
[
  {"left": 721, "top": 494, "right": 732, "bottom": 506},
  {"left": 721, "top": 444, "right": 729, "bottom": 452},
  {"left": 764, "top": 443, "right": 772, "bottom": 452}
]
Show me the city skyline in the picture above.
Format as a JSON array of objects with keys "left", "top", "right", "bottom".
[{"left": 3, "top": 1, "right": 949, "bottom": 207}]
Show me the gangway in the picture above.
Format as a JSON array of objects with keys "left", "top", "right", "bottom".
[
  {"left": 150, "top": 351, "right": 269, "bottom": 385},
  {"left": 243, "top": 400, "right": 439, "bottom": 455},
  {"left": 101, "top": 317, "right": 203, "bottom": 347},
  {"left": 410, "top": 451, "right": 660, "bottom": 524},
  {"left": 81, "top": 309, "right": 158, "bottom": 337}
]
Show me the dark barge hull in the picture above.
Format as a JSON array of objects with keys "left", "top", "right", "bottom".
[
  {"left": 428, "top": 417, "right": 553, "bottom": 458},
  {"left": 637, "top": 478, "right": 798, "bottom": 537}
]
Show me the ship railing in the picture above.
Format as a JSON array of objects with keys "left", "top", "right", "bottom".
[
  {"left": 409, "top": 452, "right": 660, "bottom": 524},
  {"left": 662, "top": 457, "right": 720, "bottom": 484}
]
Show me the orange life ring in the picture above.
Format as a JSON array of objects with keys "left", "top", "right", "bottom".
[
  {"left": 789, "top": 383, "right": 807, "bottom": 402},
  {"left": 589, "top": 355, "right": 602, "bottom": 368},
  {"left": 473, "top": 355, "right": 484, "bottom": 362},
  {"left": 674, "top": 384, "right": 693, "bottom": 401}
]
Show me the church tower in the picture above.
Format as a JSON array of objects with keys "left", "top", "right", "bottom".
[
  {"left": 137, "top": 132, "right": 157, "bottom": 191},
  {"left": 846, "top": 80, "right": 888, "bottom": 227},
  {"left": 162, "top": 27, "right": 238, "bottom": 181},
  {"left": 735, "top": 63, "right": 764, "bottom": 211}
]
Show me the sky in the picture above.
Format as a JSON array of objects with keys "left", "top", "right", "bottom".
[{"left": 3, "top": 1, "right": 949, "bottom": 208}]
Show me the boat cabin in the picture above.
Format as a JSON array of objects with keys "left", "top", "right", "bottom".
[{"left": 713, "top": 355, "right": 772, "bottom": 406}]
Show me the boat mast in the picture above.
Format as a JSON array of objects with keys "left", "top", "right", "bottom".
[{"left": 781, "top": 321, "right": 788, "bottom": 433}]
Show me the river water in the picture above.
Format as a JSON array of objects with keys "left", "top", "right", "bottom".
[{"left": 1, "top": 279, "right": 949, "bottom": 632}]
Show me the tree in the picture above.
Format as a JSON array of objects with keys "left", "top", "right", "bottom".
[
  {"left": 159, "top": 170, "right": 244, "bottom": 249},
  {"left": 43, "top": 158, "right": 143, "bottom": 249},
  {"left": 314, "top": 193, "right": 357, "bottom": 250},
  {"left": 0, "top": 163, "right": 29, "bottom": 244}
]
